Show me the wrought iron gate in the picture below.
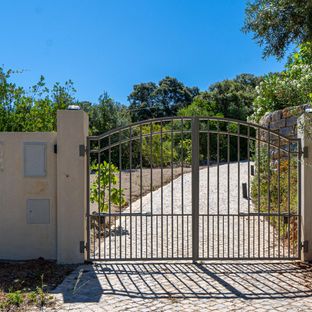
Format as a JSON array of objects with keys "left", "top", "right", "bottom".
[{"left": 86, "top": 117, "right": 301, "bottom": 261}]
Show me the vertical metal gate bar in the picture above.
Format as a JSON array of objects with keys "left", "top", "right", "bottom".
[
  {"left": 150, "top": 122, "right": 153, "bottom": 259},
  {"left": 97, "top": 139, "right": 101, "bottom": 259},
  {"left": 130, "top": 127, "right": 133, "bottom": 259},
  {"left": 86, "top": 138, "right": 91, "bottom": 260},
  {"left": 119, "top": 131, "right": 122, "bottom": 260},
  {"left": 177, "top": 215, "right": 179, "bottom": 257},
  {"left": 171, "top": 120, "right": 174, "bottom": 258},
  {"left": 217, "top": 122, "right": 220, "bottom": 259},
  {"left": 108, "top": 135, "right": 112, "bottom": 259},
  {"left": 287, "top": 142, "right": 291, "bottom": 258},
  {"left": 181, "top": 118, "right": 184, "bottom": 258},
  {"left": 297, "top": 139, "right": 302, "bottom": 258},
  {"left": 139, "top": 126, "right": 143, "bottom": 259},
  {"left": 207, "top": 121, "right": 210, "bottom": 258},
  {"left": 257, "top": 130, "right": 261, "bottom": 258},
  {"left": 160, "top": 121, "right": 164, "bottom": 259},
  {"left": 247, "top": 126, "right": 251, "bottom": 259},
  {"left": 267, "top": 129, "right": 271, "bottom": 259},
  {"left": 278, "top": 135, "right": 281, "bottom": 258},
  {"left": 192, "top": 117, "right": 200, "bottom": 262},
  {"left": 227, "top": 128, "right": 230, "bottom": 259},
  {"left": 237, "top": 124, "right": 240, "bottom": 258}
]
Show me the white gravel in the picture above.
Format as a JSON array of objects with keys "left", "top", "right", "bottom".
[{"left": 91, "top": 162, "right": 293, "bottom": 260}]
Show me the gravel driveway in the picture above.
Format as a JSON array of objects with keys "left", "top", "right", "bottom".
[{"left": 91, "top": 162, "right": 293, "bottom": 260}]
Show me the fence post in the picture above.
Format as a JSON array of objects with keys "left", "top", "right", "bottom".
[
  {"left": 56, "top": 110, "right": 89, "bottom": 264},
  {"left": 192, "top": 117, "right": 199, "bottom": 262},
  {"left": 298, "top": 114, "right": 312, "bottom": 262}
]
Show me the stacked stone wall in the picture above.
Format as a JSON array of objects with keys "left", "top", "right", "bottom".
[{"left": 259, "top": 104, "right": 310, "bottom": 139}]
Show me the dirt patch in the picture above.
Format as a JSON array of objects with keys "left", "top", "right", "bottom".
[
  {"left": 120, "top": 167, "right": 192, "bottom": 207},
  {"left": 0, "top": 259, "right": 78, "bottom": 311},
  {"left": 90, "top": 166, "right": 192, "bottom": 213}
]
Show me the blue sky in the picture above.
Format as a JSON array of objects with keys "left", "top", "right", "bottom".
[{"left": 1, "top": 0, "right": 290, "bottom": 104}]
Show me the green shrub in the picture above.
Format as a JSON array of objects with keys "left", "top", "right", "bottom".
[
  {"left": 140, "top": 124, "right": 177, "bottom": 167},
  {"left": 251, "top": 147, "right": 298, "bottom": 242},
  {"left": 6, "top": 290, "right": 23, "bottom": 307},
  {"left": 90, "top": 161, "right": 126, "bottom": 212}
]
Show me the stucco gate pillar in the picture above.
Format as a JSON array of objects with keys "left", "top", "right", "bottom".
[
  {"left": 56, "top": 109, "right": 89, "bottom": 264},
  {"left": 298, "top": 114, "right": 312, "bottom": 262}
]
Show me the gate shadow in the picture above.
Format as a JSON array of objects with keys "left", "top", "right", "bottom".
[{"left": 54, "top": 262, "right": 312, "bottom": 303}]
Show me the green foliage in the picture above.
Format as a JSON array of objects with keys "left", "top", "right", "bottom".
[
  {"left": 251, "top": 148, "right": 298, "bottom": 240},
  {"left": 140, "top": 124, "right": 177, "bottom": 167},
  {"left": 6, "top": 290, "right": 23, "bottom": 307},
  {"left": 87, "top": 92, "right": 131, "bottom": 135},
  {"left": 250, "top": 42, "right": 312, "bottom": 122},
  {"left": 90, "top": 161, "right": 126, "bottom": 212},
  {"left": 178, "top": 74, "right": 261, "bottom": 121},
  {"left": 27, "top": 274, "right": 51, "bottom": 307},
  {"left": 177, "top": 139, "right": 192, "bottom": 165},
  {"left": 128, "top": 76, "right": 199, "bottom": 121},
  {"left": 0, "top": 68, "right": 76, "bottom": 132},
  {"left": 243, "top": 0, "right": 312, "bottom": 59},
  {"left": 178, "top": 96, "right": 219, "bottom": 117}
]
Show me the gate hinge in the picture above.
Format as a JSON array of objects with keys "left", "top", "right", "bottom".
[
  {"left": 80, "top": 241, "right": 87, "bottom": 253},
  {"left": 79, "top": 145, "right": 87, "bottom": 157},
  {"left": 300, "top": 241, "right": 309, "bottom": 253},
  {"left": 303, "top": 146, "right": 309, "bottom": 158}
]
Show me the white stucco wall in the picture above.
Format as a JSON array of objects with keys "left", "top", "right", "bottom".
[{"left": 0, "top": 132, "right": 57, "bottom": 260}]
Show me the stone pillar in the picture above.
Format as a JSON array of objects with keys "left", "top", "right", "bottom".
[
  {"left": 56, "top": 110, "right": 89, "bottom": 264},
  {"left": 298, "top": 114, "right": 312, "bottom": 261}
]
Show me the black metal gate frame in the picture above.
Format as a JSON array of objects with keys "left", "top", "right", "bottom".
[{"left": 86, "top": 116, "right": 302, "bottom": 261}]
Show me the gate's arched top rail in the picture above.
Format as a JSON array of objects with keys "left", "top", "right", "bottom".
[
  {"left": 88, "top": 116, "right": 300, "bottom": 142},
  {"left": 88, "top": 116, "right": 301, "bottom": 156}
]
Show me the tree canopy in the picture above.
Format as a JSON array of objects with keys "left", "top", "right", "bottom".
[
  {"left": 178, "top": 74, "right": 261, "bottom": 120},
  {"left": 243, "top": 0, "right": 312, "bottom": 59},
  {"left": 128, "top": 76, "right": 199, "bottom": 121},
  {"left": 250, "top": 42, "right": 312, "bottom": 122}
]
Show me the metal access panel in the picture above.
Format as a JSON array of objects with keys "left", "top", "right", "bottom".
[
  {"left": 24, "top": 143, "right": 47, "bottom": 177},
  {"left": 26, "top": 199, "right": 50, "bottom": 224}
]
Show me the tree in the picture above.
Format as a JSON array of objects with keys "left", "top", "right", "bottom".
[
  {"left": 128, "top": 76, "right": 199, "bottom": 122},
  {"left": 250, "top": 42, "right": 312, "bottom": 122},
  {"left": 89, "top": 92, "right": 131, "bottom": 135},
  {"left": 128, "top": 82, "right": 158, "bottom": 121},
  {"left": 0, "top": 67, "right": 77, "bottom": 132},
  {"left": 179, "top": 74, "right": 261, "bottom": 121},
  {"left": 243, "top": 0, "right": 312, "bottom": 59},
  {"left": 207, "top": 74, "right": 261, "bottom": 120},
  {"left": 178, "top": 96, "right": 219, "bottom": 117},
  {"left": 90, "top": 161, "right": 126, "bottom": 213},
  {"left": 154, "top": 76, "right": 199, "bottom": 117}
]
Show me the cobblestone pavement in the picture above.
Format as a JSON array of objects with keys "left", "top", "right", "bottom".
[
  {"left": 90, "top": 162, "right": 297, "bottom": 260},
  {"left": 49, "top": 261, "right": 312, "bottom": 311}
]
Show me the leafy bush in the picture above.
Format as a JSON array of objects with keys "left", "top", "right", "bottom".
[
  {"left": 250, "top": 42, "right": 312, "bottom": 122},
  {"left": 90, "top": 161, "right": 126, "bottom": 212},
  {"left": 140, "top": 124, "right": 177, "bottom": 167},
  {"left": 251, "top": 147, "right": 298, "bottom": 242}
]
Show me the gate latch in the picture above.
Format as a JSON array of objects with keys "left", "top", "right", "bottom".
[
  {"left": 80, "top": 241, "right": 87, "bottom": 253},
  {"left": 301, "top": 241, "right": 309, "bottom": 253},
  {"left": 79, "top": 145, "right": 87, "bottom": 157}
]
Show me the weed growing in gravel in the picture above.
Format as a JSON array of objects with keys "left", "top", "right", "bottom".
[{"left": 6, "top": 290, "right": 23, "bottom": 307}]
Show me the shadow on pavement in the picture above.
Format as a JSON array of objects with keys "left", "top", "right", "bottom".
[{"left": 53, "top": 261, "right": 312, "bottom": 303}]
